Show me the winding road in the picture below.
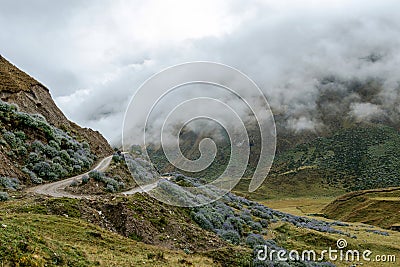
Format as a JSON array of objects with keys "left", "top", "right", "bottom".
[
  {"left": 26, "top": 155, "right": 167, "bottom": 198},
  {"left": 26, "top": 156, "right": 113, "bottom": 198}
]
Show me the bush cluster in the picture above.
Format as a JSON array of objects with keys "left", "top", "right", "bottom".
[
  {"left": 125, "top": 155, "right": 158, "bottom": 183},
  {"left": 0, "top": 177, "right": 20, "bottom": 190},
  {"left": 87, "top": 170, "right": 125, "bottom": 192},
  {"left": 0, "top": 191, "right": 9, "bottom": 201},
  {"left": 0, "top": 100, "right": 96, "bottom": 182}
]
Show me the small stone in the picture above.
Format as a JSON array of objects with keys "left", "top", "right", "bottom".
[{"left": 1, "top": 224, "right": 7, "bottom": 228}]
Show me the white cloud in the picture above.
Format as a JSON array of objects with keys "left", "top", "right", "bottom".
[
  {"left": 350, "top": 102, "right": 385, "bottom": 122},
  {"left": 1, "top": 0, "right": 400, "bottom": 144}
]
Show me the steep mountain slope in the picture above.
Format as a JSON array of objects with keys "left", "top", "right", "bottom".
[
  {"left": 0, "top": 55, "right": 113, "bottom": 182},
  {"left": 0, "top": 55, "right": 112, "bottom": 158},
  {"left": 0, "top": 100, "right": 96, "bottom": 185}
]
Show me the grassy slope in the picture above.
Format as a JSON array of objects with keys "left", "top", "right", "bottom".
[
  {"left": 0, "top": 194, "right": 253, "bottom": 267},
  {"left": 233, "top": 170, "right": 346, "bottom": 201},
  {"left": 0, "top": 212, "right": 217, "bottom": 267},
  {"left": 322, "top": 187, "right": 400, "bottom": 229}
]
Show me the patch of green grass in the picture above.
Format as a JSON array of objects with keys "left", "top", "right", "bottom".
[{"left": 11, "top": 197, "right": 81, "bottom": 218}]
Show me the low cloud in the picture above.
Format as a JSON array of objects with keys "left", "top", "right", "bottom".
[
  {"left": 350, "top": 102, "right": 385, "bottom": 122},
  {"left": 1, "top": 0, "right": 400, "bottom": 145}
]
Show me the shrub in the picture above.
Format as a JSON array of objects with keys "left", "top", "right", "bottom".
[
  {"left": 82, "top": 141, "right": 90, "bottom": 150},
  {"left": 106, "top": 184, "right": 116, "bottom": 192},
  {"left": 0, "top": 100, "right": 14, "bottom": 112},
  {"left": 60, "top": 150, "right": 71, "bottom": 162},
  {"left": 47, "top": 172, "right": 57, "bottom": 181},
  {"left": 3, "top": 131, "right": 17, "bottom": 148},
  {"left": 192, "top": 212, "right": 213, "bottom": 231},
  {"left": 245, "top": 233, "right": 265, "bottom": 248},
  {"left": 0, "top": 191, "right": 9, "bottom": 201},
  {"left": 31, "top": 140, "right": 45, "bottom": 153},
  {"left": 44, "top": 144, "right": 58, "bottom": 158},
  {"left": 16, "top": 112, "right": 38, "bottom": 128},
  {"left": 52, "top": 163, "right": 67, "bottom": 177},
  {"left": 48, "top": 140, "right": 60, "bottom": 150},
  {"left": 239, "top": 210, "right": 253, "bottom": 222},
  {"left": 22, "top": 167, "right": 43, "bottom": 184},
  {"left": 73, "top": 165, "right": 82, "bottom": 173},
  {"left": 118, "top": 181, "right": 125, "bottom": 189},
  {"left": 260, "top": 219, "right": 269, "bottom": 228},
  {"left": 226, "top": 216, "right": 244, "bottom": 235},
  {"left": 82, "top": 175, "right": 90, "bottom": 184},
  {"left": 28, "top": 152, "right": 40, "bottom": 164},
  {"left": 0, "top": 177, "right": 20, "bottom": 190},
  {"left": 14, "top": 131, "right": 26, "bottom": 141},
  {"left": 16, "top": 145, "right": 27, "bottom": 156},
  {"left": 249, "top": 221, "right": 263, "bottom": 232},
  {"left": 220, "top": 230, "right": 240, "bottom": 245},
  {"left": 112, "top": 153, "right": 123, "bottom": 163},
  {"left": 89, "top": 170, "right": 104, "bottom": 181}
]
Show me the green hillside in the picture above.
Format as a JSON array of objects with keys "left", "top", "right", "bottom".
[
  {"left": 272, "top": 125, "right": 400, "bottom": 191},
  {"left": 232, "top": 125, "right": 400, "bottom": 200}
]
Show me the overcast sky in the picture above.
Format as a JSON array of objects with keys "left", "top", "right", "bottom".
[{"left": 1, "top": 0, "right": 400, "bottom": 145}]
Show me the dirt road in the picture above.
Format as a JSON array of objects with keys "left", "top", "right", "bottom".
[
  {"left": 27, "top": 155, "right": 171, "bottom": 198},
  {"left": 27, "top": 156, "right": 113, "bottom": 198}
]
